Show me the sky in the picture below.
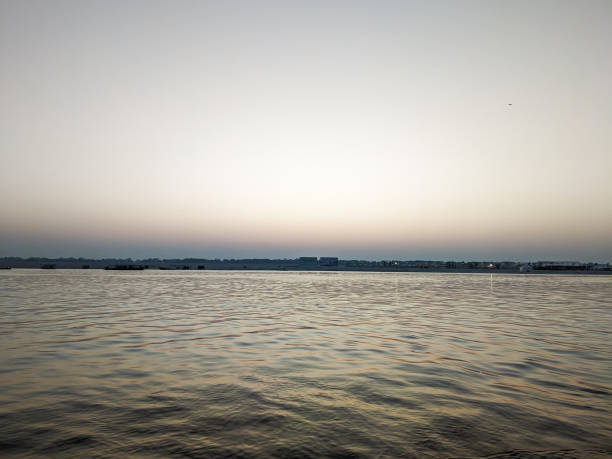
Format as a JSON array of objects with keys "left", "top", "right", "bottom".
[{"left": 1, "top": 0, "right": 611, "bottom": 262}]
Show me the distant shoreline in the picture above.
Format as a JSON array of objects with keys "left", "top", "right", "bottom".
[
  {"left": 1, "top": 267, "right": 611, "bottom": 275},
  {"left": 1, "top": 257, "right": 610, "bottom": 274}
]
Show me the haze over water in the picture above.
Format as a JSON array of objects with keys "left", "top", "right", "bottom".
[{"left": 1, "top": 270, "right": 610, "bottom": 457}]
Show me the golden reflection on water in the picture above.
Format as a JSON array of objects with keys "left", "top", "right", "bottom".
[{"left": 0, "top": 270, "right": 611, "bottom": 457}]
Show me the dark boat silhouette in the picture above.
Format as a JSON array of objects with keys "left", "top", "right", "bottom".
[{"left": 104, "top": 265, "right": 145, "bottom": 271}]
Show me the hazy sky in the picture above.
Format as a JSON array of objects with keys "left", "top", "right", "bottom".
[{"left": 1, "top": 0, "right": 611, "bottom": 261}]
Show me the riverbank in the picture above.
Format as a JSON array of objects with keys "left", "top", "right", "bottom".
[{"left": 1, "top": 266, "right": 611, "bottom": 275}]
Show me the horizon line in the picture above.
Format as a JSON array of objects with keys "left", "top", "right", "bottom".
[{"left": 1, "top": 256, "right": 610, "bottom": 265}]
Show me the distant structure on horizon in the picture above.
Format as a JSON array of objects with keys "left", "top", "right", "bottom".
[
  {"left": 319, "top": 257, "right": 339, "bottom": 267},
  {"left": 298, "top": 257, "right": 318, "bottom": 266},
  {"left": 532, "top": 261, "right": 596, "bottom": 271},
  {"left": 298, "top": 257, "right": 339, "bottom": 267}
]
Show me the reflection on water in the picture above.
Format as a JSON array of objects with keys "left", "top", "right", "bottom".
[{"left": 0, "top": 270, "right": 611, "bottom": 457}]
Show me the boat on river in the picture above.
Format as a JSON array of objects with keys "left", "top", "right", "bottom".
[{"left": 104, "top": 265, "right": 145, "bottom": 270}]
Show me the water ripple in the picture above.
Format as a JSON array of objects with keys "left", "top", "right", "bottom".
[{"left": 0, "top": 270, "right": 611, "bottom": 457}]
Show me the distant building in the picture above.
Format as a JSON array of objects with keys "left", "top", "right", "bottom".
[
  {"left": 319, "top": 257, "right": 339, "bottom": 267},
  {"left": 299, "top": 257, "right": 318, "bottom": 265}
]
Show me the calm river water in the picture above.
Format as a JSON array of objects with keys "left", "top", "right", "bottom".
[{"left": 0, "top": 270, "right": 611, "bottom": 458}]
